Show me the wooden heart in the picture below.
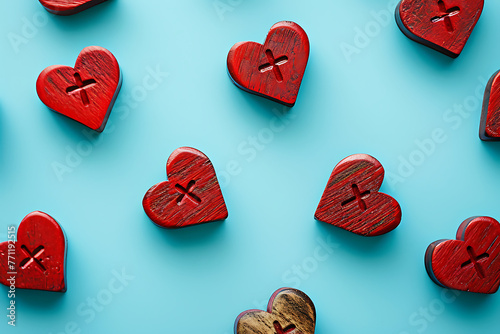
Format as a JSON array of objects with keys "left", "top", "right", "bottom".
[
  {"left": 227, "top": 21, "right": 309, "bottom": 107},
  {"left": 315, "top": 154, "right": 402, "bottom": 236},
  {"left": 396, "top": 0, "right": 484, "bottom": 58},
  {"left": 39, "top": 0, "right": 108, "bottom": 15},
  {"left": 235, "top": 288, "right": 316, "bottom": 334},
  {"left": 425, "top": 216, "right": 500, "bottom": 294},
  {"left": 480, "top": 70, "right": 500, "bottom": 141},
  {"left": 36, "top": 46, "right": 122, "bottom": 132},
  {"left": 143, "top": 147, "right": 228, "bottom": 228},
  {"left": 0, "top": 211, "right": 67, "bottom": 292}
]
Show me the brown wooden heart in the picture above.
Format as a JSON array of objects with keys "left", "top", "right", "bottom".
[{"left": 235, "top": 288, "right": 316, "bottom": 334}]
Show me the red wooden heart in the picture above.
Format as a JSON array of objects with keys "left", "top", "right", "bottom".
[
  {"left": 39, "top": 0, "right": 108, "bottom": 15},
  {"left": 425, "top": 216, "right": 500, "bottom": 294},
  {"left": 480, "top": 70, "right": 500, "bottom": 141},
  {"left": 0, "top": 211, "right": 67, "bottom": 292},
  {"left": 314, "top": 154, "right": 402, "bottom": 237},
  {"left": 36, "top": 46, "right": 122, "bottom": 132},
  {"left": 235, "top": 288, "right": 316, "bottom": 334},
  {"left": 227, "top": 21, "right": 309, "bottom": 107},
  {"left": 143, "top": 147, "right": 228, "bottom": 228},
  {"left": 396, "top": 0, "right": 484, "bottom": 58}
]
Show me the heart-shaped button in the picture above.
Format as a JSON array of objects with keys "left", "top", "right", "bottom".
[
  {"left": 315, "top": 154, "right": 402, "bottom": 237},
  {"left": 480, "top": 70, "right": 500, "bottom": 141},
  {"left": 396, "top": 0, "right": 484, "bottom": 58},
  {"left": 39, "top": 0, "right": 108, "bottom": 15},
  {"left": 36, "top": 46, "right": 122, "bottom": 132},
  {"left": 235, "top": 288, "right": 316, "bottom": 334},
  {"left": 0, "top": 211, "right": 67, "bottom": 292},
  {"left": 227, "top": 21, "right": 309, "bottom": 107},
  {"left": 143, "top": 147, "right": 228, "bottom": 228},
  {"left": 425, "top": 216, "right": 500, "bottom": 294}
]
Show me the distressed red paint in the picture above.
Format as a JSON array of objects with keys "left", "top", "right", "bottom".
[
  {"left": 425, "top": 216, "right": 500, "bottom": 294},
  {"left": 396, "top": 0, "right": 483, "bottom": 58},
  {"left": 37, "top": 46, "right": 122, "bottom": 132},
  {"left": 480, "top": 70, "right": 500, "bottom": 141},
  {"left": 315, "top": 154, "right": 402, "bottom": 237},
  {"left": 227, "top": 21, "right": 309, "bottom": 107},
  {"left": 143, "top": 147, "right": 228, "bottom": 228},
  {"left": 0, "top": 211, "right": 67, "bottom": 292},
  {"left": 39, "top": 0, "right": 108, "bottom": 15}
]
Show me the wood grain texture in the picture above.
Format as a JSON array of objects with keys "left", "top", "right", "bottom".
[
  {"left": 396, "top": 0, "right": 484, "bottom": 58},
  {"left": 480, "top": 70, "right": 500, "bottom": 141},
  {"left": 39, "top": 0, "right": 108, "bottom": 15},
  {"left": 315, "top": 154, "right": 402, "bottom": 237},
  {"left": 227, "top": 21, "right": 309, "bottom": 107},
  {"left": 235, "top": 288, "right": 316, "bottom": 334},
  {"left": 143, "top": 147, "right": 228, "bottom": 229},
  {"left": 0, "top": 211, "right": 67, "bottom": 292},
  {"left": 36, "top": 46, "right": 122, "bottom": 132},
  {"left": 425, "top": 216, "right": 500, "bottom": 294}
]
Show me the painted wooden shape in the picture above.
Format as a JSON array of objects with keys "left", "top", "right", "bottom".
[
  {"left": 36, "top": 46, "right": 122, "bottom": 132},
  {"left": 425, "top": 216, "right": 500, "bottom": 294},
  {"left": 235, "top": 288, "right": 316, "bottom": 334},
  {"left": 143, "top": 147, "right": 228, "bottom": 228},
  {"left": 315, "top": 154, "right": 402, "bottom": 237},
  {"left": 39, "top": 0, "right": 108, "bottom": 15},
  {"left": 396, "top": 0, "right": 484, "bottom": 58},
  {"left": 480, "top": 70, "right": 500, "bottom": 141},
  {"left": 0, "top": 211, "right": 67, "bottom": 292},
  {"left": 227, "top": 21, "right": 310, "bottom": 107}
]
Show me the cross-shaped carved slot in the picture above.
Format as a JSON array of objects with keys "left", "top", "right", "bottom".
[
  {"left": 20, "top": 245, "right": 46, "bottom": 271},
  {"left": 430, "top": 0, "right": 460, "bottom": 32},
  {"left": 66, "top": 72, "right": 97, "bottom": 106},
  {"left": 341, "top": 184, "right": 370, "bottom": 211},
  {"left": 273, "top": 321, "right": 298, "bottom": 334},
  {"left": 258, "top": 49, "right": 289, "bottom": 82},
  {"left": 175, "top": 180, "right": 202, "bottom": 205},
  {"left": 461, "top": 246, "right": 489, "bottom": 279}
]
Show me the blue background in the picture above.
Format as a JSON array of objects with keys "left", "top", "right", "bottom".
[{"left": 1, "top": 0, "right": 500, "bottom": 333}]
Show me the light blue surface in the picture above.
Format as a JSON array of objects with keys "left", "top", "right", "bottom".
[{"left": 1, "top": 0, "right": 499, "bottom": 333}]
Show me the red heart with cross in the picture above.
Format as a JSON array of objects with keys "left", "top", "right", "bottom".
[
  {"left": 39, "top": 0, "right": 108, "bottom": 15},
  {"left": 314, "top": 154, "right": 402, "bottom": 237},
  {"left": 227, "top": 21, "right": 309, "bottom": 107},
  {"left": 425, "top": 216, "right": 500, "bottom": 294},
  {"left": 0, "top": 211, "right": 67, "bottom": 292},
  {"left": 143, "top": 147, "right": 228, "bottom": 228},
  {"left": 36, "top": 46, "right": 122, "bottom": 132},
  {"left": 235, "top": 288, "right": 316, "bottom": 334},
  {"left": 396, "top": 0, "right": 484, "bottom": 58}
]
